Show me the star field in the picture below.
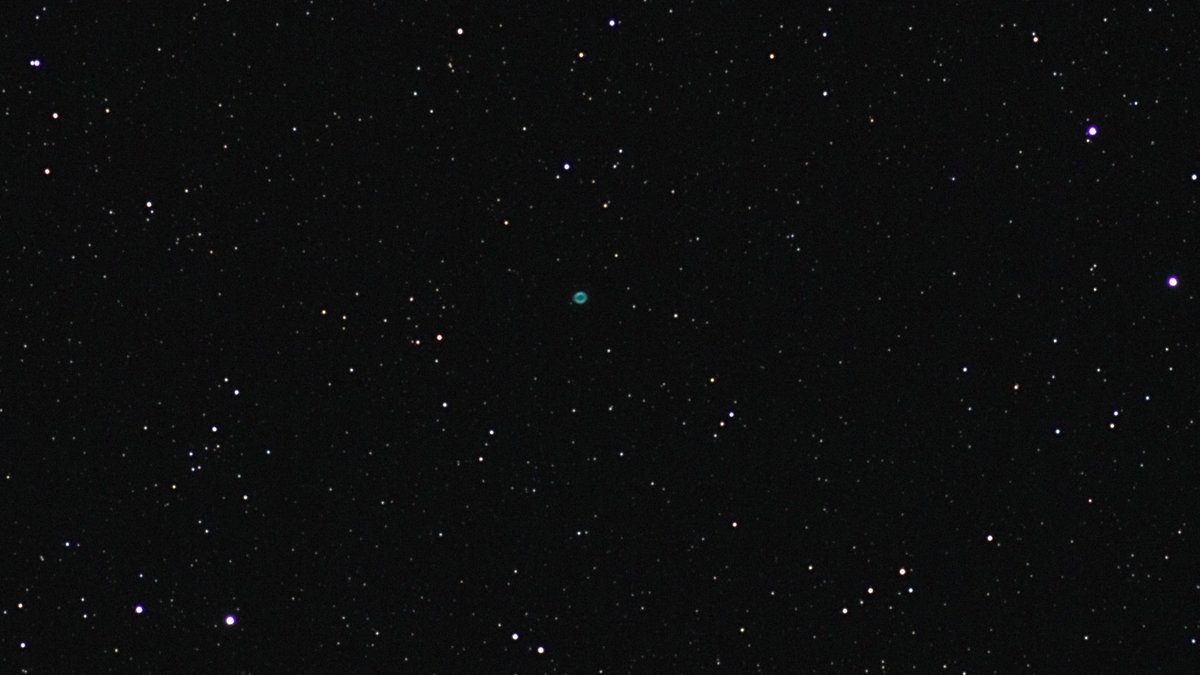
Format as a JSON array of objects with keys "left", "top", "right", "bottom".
[{"left": 2, "top": 2, "right": 1200, "bottom": 673}]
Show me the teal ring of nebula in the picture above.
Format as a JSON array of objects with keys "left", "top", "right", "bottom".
[{"left": 573, "top": 291, "right": 588, "bottom": 304}]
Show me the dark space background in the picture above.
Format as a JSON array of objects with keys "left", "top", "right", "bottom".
[{"left": 2, "top": 1, "right": 1199, "bottom": 672}]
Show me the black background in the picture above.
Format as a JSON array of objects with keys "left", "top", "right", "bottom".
[{"left": 3, "top": 1, "right": 1199, "bottom": 672}]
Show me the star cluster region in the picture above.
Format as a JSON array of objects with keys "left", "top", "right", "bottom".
[{"left": 2, "top": 2, "right": 1199, "bottom": 673}]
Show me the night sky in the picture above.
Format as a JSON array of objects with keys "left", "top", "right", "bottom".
[{"left": 3, "top": 2, "right": 1200, "bottom": 673}]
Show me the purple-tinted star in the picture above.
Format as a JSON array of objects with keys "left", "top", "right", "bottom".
[
  {"left": 1087, "top": 125, "right": 1097, "bottom": 137},
  {"left": 225, "top": 614, "right": 237, "bottom": 626},
  {"left": 1168, "top": 276, "right": 1179, "bottom": 287}
]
